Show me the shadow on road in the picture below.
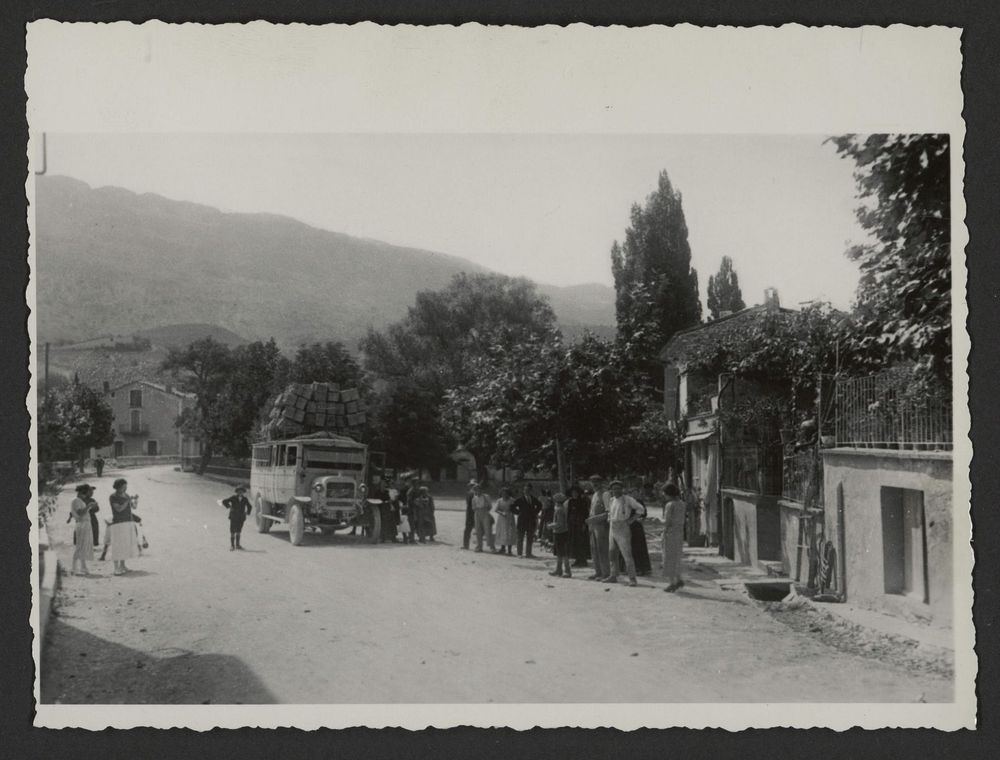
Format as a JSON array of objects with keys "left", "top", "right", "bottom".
[
  {"left": 42, "top": 618, "right": 278, "bottom": 704},
  {"left": 255, "top": 531, "right": 446, "bottom": 550}
]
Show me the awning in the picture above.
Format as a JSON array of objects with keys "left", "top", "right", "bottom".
[{"left": 680, "top": 429, "right": 717, "bottom": 444}]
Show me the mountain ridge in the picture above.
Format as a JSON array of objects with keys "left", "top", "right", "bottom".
[{"left": 34, "top": 175, "right": 616, "bottom": 348}]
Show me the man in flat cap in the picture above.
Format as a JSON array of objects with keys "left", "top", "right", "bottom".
[
  {"left": 585, "top": 475, "right": 611, "bottom": 580},
  {"left": 223, "top": 484, "right": 253, "bottom": 551}
]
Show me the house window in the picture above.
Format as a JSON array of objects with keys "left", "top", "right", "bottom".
[
  {"left": 880, "top": 487, "right": 929, "bottom": 603},
  {"left": 130, "top": 389, "right": 143, "bottom": 408},
  {"left": 146, "top": 440, "right": 159, "bottom": 456},
  {"left": 130, "top": 409, "right": 142, "bottom": 433}
]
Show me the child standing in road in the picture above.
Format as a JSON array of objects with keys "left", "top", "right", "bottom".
[
  {"left": 547, "top": 493, "right": 572, "bottom": 578},
  {"left": 223, "top": 485, "right": 252, "bottom": 550}
]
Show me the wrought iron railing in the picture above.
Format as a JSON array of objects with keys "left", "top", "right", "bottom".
[
  {"left": 782, "top": 447, "right": 823, "bottom": 506},
  {"left": 721, "top": 443, "right": 783, "bottom": 495},
  {"left": 835, "top": 370, "right": 952, "bottom": 451}
]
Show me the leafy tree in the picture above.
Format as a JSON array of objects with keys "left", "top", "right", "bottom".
[
  {"left": 37, "top": 378, "right": 115, "bottom": 467},
  {"left": 611, "top": 170, "right": 702, "bottom": 376},
  {"left": 162, "top": 337, "right": 235, "bottom": 473},
  {"left": 288, "top": 341, "right": 364, "bottom": 389},
  {"left": 444, "top": 330, "right": 672, "bottom": 486},
  {"left": 829, "top": 134, "right": 951, "bottom": 383},
  {"left": 362, "top": 273, "right": 557, "bottom": 477},
  {"left": 164, "top": 338, "right": 295, "bottom": 465},
  {"left": 222, "top": 339, "right": 290, "bottom": 456},
  {"left": 706, "top": 256, "right": 746, "bottom": 320}
]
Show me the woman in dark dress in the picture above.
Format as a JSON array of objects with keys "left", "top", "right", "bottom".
[
  {"left": 566, "top": 484, "right": 591, "bottom": 567},
  {"left": 620, "top": 494, "right": 652, "bottom": 576}
]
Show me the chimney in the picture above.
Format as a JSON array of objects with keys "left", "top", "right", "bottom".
[
  {"left": 764, "top": 287, "right": 780, "bottom": 313},
  {"left": 102, "top": 380, "right": 110, "bottom": 393}
]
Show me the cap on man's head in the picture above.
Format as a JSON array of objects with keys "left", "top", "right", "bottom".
[
  {"left": 469, "top": 479, "right": 479, "bottom": 487},
  {"left": 588, "top": 474, "right": 603, "bottom": 482},
  {"left": 235, "top": 485, "right": 248, "bottom": 492},
  {"left": 75, "top": 483, "right": 93, "bottom": 494},
  {"left": 609, "top": 479, "right": 624, "bottom": 488}
]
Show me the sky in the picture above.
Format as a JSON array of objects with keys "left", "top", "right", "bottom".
[{"left": 44, "top": 133, "right": 866, "bottom": 310}]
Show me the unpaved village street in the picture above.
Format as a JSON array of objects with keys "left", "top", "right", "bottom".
[{"left": 41, "top": 465, "right": 952, "bottom": 704}]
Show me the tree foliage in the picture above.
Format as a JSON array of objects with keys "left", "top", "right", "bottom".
[
  {"left": 162, "top": 337, "right": 289, "bottom": 469},
  {"left": 611, "top": 170, "right": 702, "bottom": 370},
  {"left": 362, "top": 273, "right": 557, "bottom": 476},
  {"left": 830, "top": 134, "right": 951, "bottom": 382},
  {"left": 706, "top": 256, "right": 746, "bottom": 320},
  {"left": 37, "top": 378, "right": 115, "bottom": 465},
  {"left": 288, "top": 341, "right": 363, "bottom": 389},
  {"left": 443, "top": 330, "right": 677, "bottom": 483},
  {"left": 681, "top": 302, "right": 862, "bottom": 414}
]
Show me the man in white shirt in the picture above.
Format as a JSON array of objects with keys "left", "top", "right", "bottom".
[
  {"left": 469, "top": 482, "right": 495, "bottom": 553},
  {"left": 585, "top": 475, "right": 611, "bottom": 580},
  {"left": 605, "top": 479, "right": 641, "bottom": 586}
]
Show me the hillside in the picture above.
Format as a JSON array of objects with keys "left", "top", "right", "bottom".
[{"left": 33, "top": 176, "right": 616, "bottom": 348}]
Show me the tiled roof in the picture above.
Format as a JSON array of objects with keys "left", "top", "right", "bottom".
[
  {"left": 659, "top": 305, "right": 795, "bottom": 364},
  {"left": 106, "top": 379, "right": 196, "bottom": 399}
]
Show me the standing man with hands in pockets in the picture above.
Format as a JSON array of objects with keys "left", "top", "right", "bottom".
[
  {"left": 605, "top": 479, "right": 642, "bottom": 587},
  {"left": 512, "top": 482, "right": 542, "bottom": 558}
]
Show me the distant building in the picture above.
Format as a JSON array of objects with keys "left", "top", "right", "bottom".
[{"left": 96, "top": 380, "right": 199, "bottom": 460}]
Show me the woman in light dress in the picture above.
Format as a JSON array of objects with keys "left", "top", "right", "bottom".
[
  {"left": 109, "top": 478, "right": 139, "bottom": 576},
  {"left": 492, "top": 486, "right": 517, "bottom": 555},
  {"left": 661, "top": 483, "right": 686, "bottom": 592},
  {"left": 69, "top": 484, "right": 95, "bottom": 575}
]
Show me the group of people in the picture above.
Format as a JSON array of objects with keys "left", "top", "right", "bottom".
[
  {"left": 366, "top": 475, "right": 437, "bottom": 544},
  {"left": 461, "top": 474, "right": 687, "bottom": 591},
  {"left": 67, "top": 478, "right": 144, "bottom": 576}
]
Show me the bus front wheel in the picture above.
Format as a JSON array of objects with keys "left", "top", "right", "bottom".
[{"left": 288, "top": 502, "right": 305, "bottom": 546}]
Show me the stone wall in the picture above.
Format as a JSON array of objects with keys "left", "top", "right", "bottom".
[{"left": 822, "top": 448, "right": 952, "bottom": 627}]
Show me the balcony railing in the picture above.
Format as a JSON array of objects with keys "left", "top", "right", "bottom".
[
  {"left": 118, "top": 423, "right": 149, "bottom": 435},
  {"left": 835, "top": 370, "right": 952, "bottom": 451}
]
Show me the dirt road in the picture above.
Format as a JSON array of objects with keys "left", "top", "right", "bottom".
[{"left": 41, "top": 465, "right": 952, "bottom": 704}]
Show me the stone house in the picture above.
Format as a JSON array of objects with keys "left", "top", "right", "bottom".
[
  {"left": 96, "top": 380, "right": 198, "bottom": 460},
  {"left": 659, "top": 288, "right": 793, "bottom": 553}
]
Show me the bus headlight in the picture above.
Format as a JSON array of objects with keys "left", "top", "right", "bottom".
[{"left": 313, "top": 483, "right": 323, "bottom": 493}]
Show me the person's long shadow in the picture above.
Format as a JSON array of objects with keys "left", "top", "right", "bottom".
[
  {"left": 41, "top": 618, "right": 279, "bottom": 704},
  {"left": 115, "top": 569, "right": 156, "bottom": 578}
]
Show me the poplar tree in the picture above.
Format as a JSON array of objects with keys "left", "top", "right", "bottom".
[
  {"left": 707, "top": 256, "right": 746, "bottom": 320},
  {"left": 611, "top": 170, "right": 702, "bottom": 382}
]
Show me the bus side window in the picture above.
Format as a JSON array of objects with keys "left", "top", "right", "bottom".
[{"left": 287, "top": 446, "right": 298, "bottom": 467}]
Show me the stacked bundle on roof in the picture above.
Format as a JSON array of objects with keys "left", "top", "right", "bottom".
[{"left": 264, "top": 381, "right": 367, "bottom": 440}]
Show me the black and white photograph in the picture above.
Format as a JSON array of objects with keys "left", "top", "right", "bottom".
[{"left": 23, "top": 22, "right": 972, "bottom": 730}]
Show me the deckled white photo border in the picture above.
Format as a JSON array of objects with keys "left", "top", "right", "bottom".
[{"left": 24, "top": 21, "right": 973, "bottom": 730}]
